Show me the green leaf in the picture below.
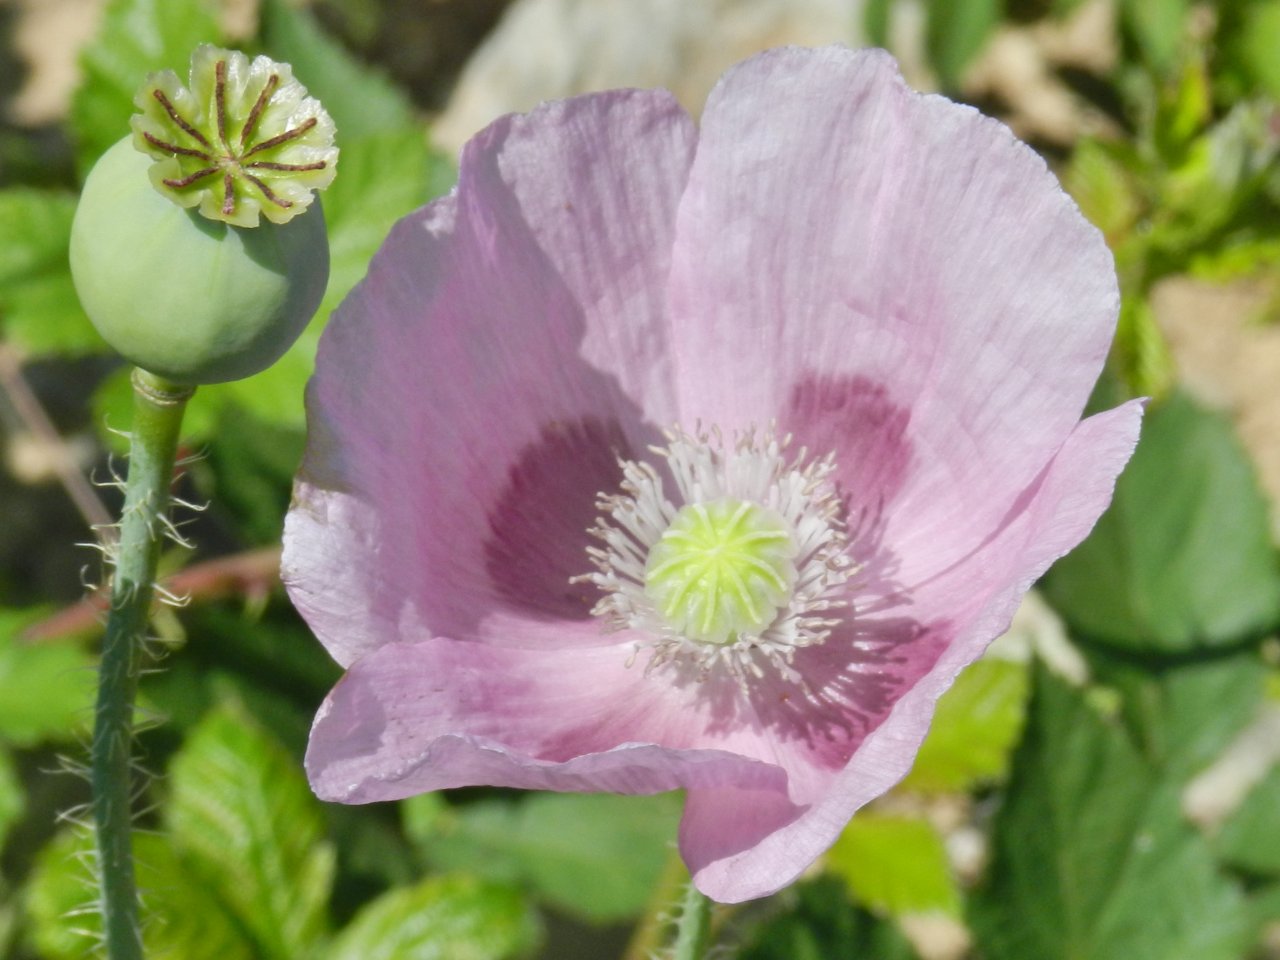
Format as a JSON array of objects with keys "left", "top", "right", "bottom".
[
  {"left": 26, "top": 828, "right": 256, "bottom": 960},
  {"left": 0, "top": 881, "right": 15, "bottom": 960},
  {"left": 826, "top": 814, "right": 960, "bottom": 918},
  {"left": 1064, "top": 139, "right": 1144, "bottom": 242},
  {"left": 313, "top": 127, "right": 454, "bottom": 322},
  {"left": 26, "top": 830, "right": 99, "bottom": 960},
  {"left": 1043, "top": 391, "right": 1280, "bottom": 653},
  {"left": 1188, "top": 235, "right": 1280, "bottom": 283},
  {"left": 0, "top": 189, "right": 101, "bottom": 356},
  {"left": 1121, "top": 0, "right": 1189, "bottom": 74},
  {"left": 864, "top": 0, "right": 892, "bottom": 47},
  {"left": 259, "top": 0, "right": 415, "bottom": 140},
  {"left": 900, "top": 657, "right": 1029, "bottom": 793},
  {"left": 0, "top": 609, "right": 95, "bottom": 745},
  {"left": 0, "top": 748, "right": 22, "bottom": 849},
  {"left": 1249, "top": 882, "right": 1280, "bottom": 928},
  {"left": 925, "top": 0, "right": 1000, "bottom": 88},
  {"left": 1112, "top": 298, "right": 1176, "bottom": 400},
  {"left": 1237, "top": 2, "right": 1280, "bottom": 99},
  {"left": 971, "top": 666, "right": 1250, "bottom": 960},
  {"left": 201, "top": 128, "right": 452, "bottom": 430},
  {"left": 166, "top": 704, "right": 335, "bottom": 959},
  {"left": 1216, "top": 764, "right": 1280, "bottom": 877},
  {"left": 325, "top": 875, "right": 542, "bottom": 960},
  {"left": 200, "top": 406, "right": 305, "bottom": 543},
  {"left": 1090, "top": 650, "right": 1266, "bottom": 779},
  {"left": 403, "top": 791, "right": 450, "bottom": 842},
  {"left": 739, "top": 876, "right": 920, "bottom": 960},
  {"left": 417, "top": 792, "right": 681, "bottom": 923},
  {"left": 70, "top": 0, "right": 224, "bottom": 172},
  {"left": 1155, "top": 100, "right": 1279, "bottom": 247}
]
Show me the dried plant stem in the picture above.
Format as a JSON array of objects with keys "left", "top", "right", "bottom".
[
  {"left": 0, "top": 342, "right": 114, "bottom": 531},
  {"left": 92, "top": 368, "right": 192, "bottom": 960},
  {"left": 672, "top": 880, "right": 713, "bottom": 960}
]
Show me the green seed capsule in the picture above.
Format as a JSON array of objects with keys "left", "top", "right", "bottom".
[{"left": 70, "top": 136, "right": 329, "bottom": 384}]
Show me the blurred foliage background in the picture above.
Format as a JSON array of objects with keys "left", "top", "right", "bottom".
[{"left": 2, "top": 0, "right": 1280, "bottom": 957}]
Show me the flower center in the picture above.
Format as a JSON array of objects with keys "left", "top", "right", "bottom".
[
  {"left": 578, "top": 425, "right": 854, "bottom": 680},
  {"left": 644, "top": 498, "right": 798, "bottom": 645}
]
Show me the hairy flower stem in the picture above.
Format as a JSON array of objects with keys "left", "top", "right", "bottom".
[
  {"left": 672, "top": 882, "right": 713, "bottom": 960},
  {"left": 92, "top": 368, "right": 192, "bottom": 960}
]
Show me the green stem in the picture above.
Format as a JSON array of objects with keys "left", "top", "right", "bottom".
[
  {"left": 622, "top": 849, "right": 686, "bottom": 960},
  {"left": 91, "top": 368, "right": 192, "bottom": 960},
  {"left": 672, "top": 881, "right": 713, "bottom": 960}
]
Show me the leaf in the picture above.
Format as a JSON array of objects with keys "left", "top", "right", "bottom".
[
  {"left": 0, "top": 189, "right": 101, "bottom": 356},
  {"left": 1188, "top": 235, "right": 1280, "bottom": 283},
  {"left": 166, "top": 704, "right": 335, "bottom": 959},
  {"left": 417, "top": 792, "right": 682, "bottom": 923},
  {"left": 1111, "top": 298, "right": 1176, "bottom": 400},
  {"left": 971, "top": 666, "right": 1251, "bottom": 960},
  {"left": 0, "top": 749, "right": 22, "bottom": 850},
  {"left": 325, "top": 875, "right": 542, "bottom": 960},
  {"left": 1064, "top": 139, "right": 1144, "bottom": 243},
  {"left": 739, "top": 876, "right": 920, "bottom": 960},
  {"left": 0, "top": 609, "right": 95, "bottom": 745},
  {"left": 900, "top": 657, "right": 1029, "bottom": 793},
  {"left": 259, "top": 0, "right": 415, "bottom": 140},
  {"left": 1237, "top": 2, "right": 1280, "bottom": 99},
  {"left": 1121, "top": 0, "right": 1189, "bottom": 75},
  {"left": 26, "top": 828, "right": 256, "bottom": 960},
  {"left": 200, "top": 406, "right": 305, "bottom": 543},
  {"left": 1216, "top": 765, "right": 1280, "bottom": 878},
  {"left": 0, "top": 882, "right": 15, "bottom": 960},
  {"left": 1249, "top": 883, "right": 1280, "bottom": 928},
  {"left": 1043, "top": 391, "right": 1280, "bottom": 653},
  {"left": 70, "top": 0, "right": 224, "bottom": 172},
  {"left": 864, "top": 0, "right": 893, "bottom": 47},
  {"left": 313, "top": 127, "right": 455, "bottom": 322},
  {"left": 1089, "top": 650, "right": 1266, "bottom": 780},
  {"left": 826, "top": 814, "right": 960, "bottom": 918},
  {"left": 201, "top": 127, "right": 452, "bottom": 430},
  {"left": 925, "top": 0, "right": 1000, "bottom": 88}
]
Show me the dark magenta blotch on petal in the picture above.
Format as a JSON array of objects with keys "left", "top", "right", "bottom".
[{"left": 483, "top": 417, "right": 632, "bottom": 620}]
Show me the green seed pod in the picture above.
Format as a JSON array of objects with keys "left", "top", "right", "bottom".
[
  {"left": 69, "top": 46, "right": 337, "bottom": 385},
  {"left": 71, "top": 137, "right": 329, "bottom": 384}
]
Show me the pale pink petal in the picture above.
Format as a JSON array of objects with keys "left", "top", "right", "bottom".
[
  {"left": 667, "top": 46, "right": 1119, "bottom": 586},
  {"left": 284, "top": 90, "right": 697, "bottom": 667},
  {"left": 306, "top": 637, "right": 789, "bottom": 801},
  {"left": 684, "top": 400, "right": 1144, "bottom": 901},
  {"left": 288, "top": 45, "right": 1142, "bottom": 906},
  {"left": 307, "top": 402, "right": 1139, "bottom": 897}
]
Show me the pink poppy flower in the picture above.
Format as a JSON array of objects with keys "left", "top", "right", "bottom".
[{"left": 284, "top": 45, "right": 1142, "bottom": 903}]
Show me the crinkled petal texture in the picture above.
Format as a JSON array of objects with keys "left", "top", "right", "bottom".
[{"left": 286, "top": 45, "right": 1141, "bottom": 903}]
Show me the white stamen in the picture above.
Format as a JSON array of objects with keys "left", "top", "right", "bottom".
[{"left": 576, "top": 425, "right": 855, "bottom": 683}]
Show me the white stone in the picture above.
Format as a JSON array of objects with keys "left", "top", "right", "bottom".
[{"left": 433, "top": 0, "right": 868, "bottom": 154}]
